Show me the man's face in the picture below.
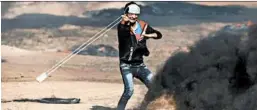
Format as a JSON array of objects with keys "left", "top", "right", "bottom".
[{"left": 127, "top": 13, "right": 139, "bottom": 23}]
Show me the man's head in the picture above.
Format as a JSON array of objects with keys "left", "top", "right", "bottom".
[{"left": 124, "top": 2, "right": 141, "bottom": 23}]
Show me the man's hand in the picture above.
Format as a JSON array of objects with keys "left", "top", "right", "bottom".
[
  {"left": 121, "top": 15, "right": 130, "bottom": 22},
  {"left": 121, "top": 14, "right": 136, "bottom": 24},
  {"left": 142, "top": 33, "right": 158, "bottom": 39},
  {"left": 121, "top": 14, "right": 132, "bottom": 25}
]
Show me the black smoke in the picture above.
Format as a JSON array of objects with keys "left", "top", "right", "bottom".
[{"left": 141, "top": 24, "right": 257, "bottom": 110}]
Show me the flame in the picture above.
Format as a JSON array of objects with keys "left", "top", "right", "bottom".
[{"left": 247, "top": 20, "right": 254, "bottom": 27}]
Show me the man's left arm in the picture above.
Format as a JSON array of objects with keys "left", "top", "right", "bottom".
[{"left": 143, "top": 25, "right": 162, "bottom": 39}]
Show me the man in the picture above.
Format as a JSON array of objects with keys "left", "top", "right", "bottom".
[{"left": 117, "top": 2, "right": 162, "bottom": 110}]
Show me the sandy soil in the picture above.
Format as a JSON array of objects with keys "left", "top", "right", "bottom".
[
  {"left": 1, "top": 45, "right": 130, "bottom": 83},
  {"left": 1, "top": 45, "right": 149, "bottom": 110},
  {"left": 2, "top": 81, "right": 147, "bottom": 110}
]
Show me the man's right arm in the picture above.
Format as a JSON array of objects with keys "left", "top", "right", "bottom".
[{"left": 117, "top": 19, "right": 131, "bottom": 38}]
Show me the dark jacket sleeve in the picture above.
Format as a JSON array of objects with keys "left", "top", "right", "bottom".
[
  {"left": 117, "top": 21, "right": 131, "bottom": 39},
  {"left": 145, "top": 25, "right": 162, "bottom": 39}
]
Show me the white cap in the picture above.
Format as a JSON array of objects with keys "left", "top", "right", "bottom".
[{"left": 128, "top": 4, "right": 140, "bottom": 14}]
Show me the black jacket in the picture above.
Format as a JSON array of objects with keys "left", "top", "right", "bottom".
[{"left": 117, "top": 20, "right": 162, "bottom": 64}]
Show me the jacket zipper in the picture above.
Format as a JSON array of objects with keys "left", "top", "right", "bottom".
[
  {"left": 128, "top": 21, "right": 145, "bottom": 61},
  {"left": 128, "top": 47, "right": 134, "bottom": 61},
  {"left": 128, "top": 29, "right": 136, "bottom": 61}
]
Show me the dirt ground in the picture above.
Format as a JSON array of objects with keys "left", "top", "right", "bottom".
[
  {"left": 2, "top": 81, "right": 147, "bottom": 110},
  {"left": 1, "top": 46, "right": 149, "bottom": 110}
]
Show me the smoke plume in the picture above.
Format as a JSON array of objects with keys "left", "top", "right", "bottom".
[{"left": 141, "top": 24, "right": 257, "bottom": 110}]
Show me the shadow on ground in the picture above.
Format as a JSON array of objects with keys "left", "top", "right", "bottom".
[
  {"left": 91, "top": 105, "right": 116, "bottom": 110},
  {"left": 1, "top": 97, "right": 80, "bottom": 104}
]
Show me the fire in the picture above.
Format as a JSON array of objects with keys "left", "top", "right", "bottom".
[{"left": 247, "top": 20, "right": 254, "bottom": 26}]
